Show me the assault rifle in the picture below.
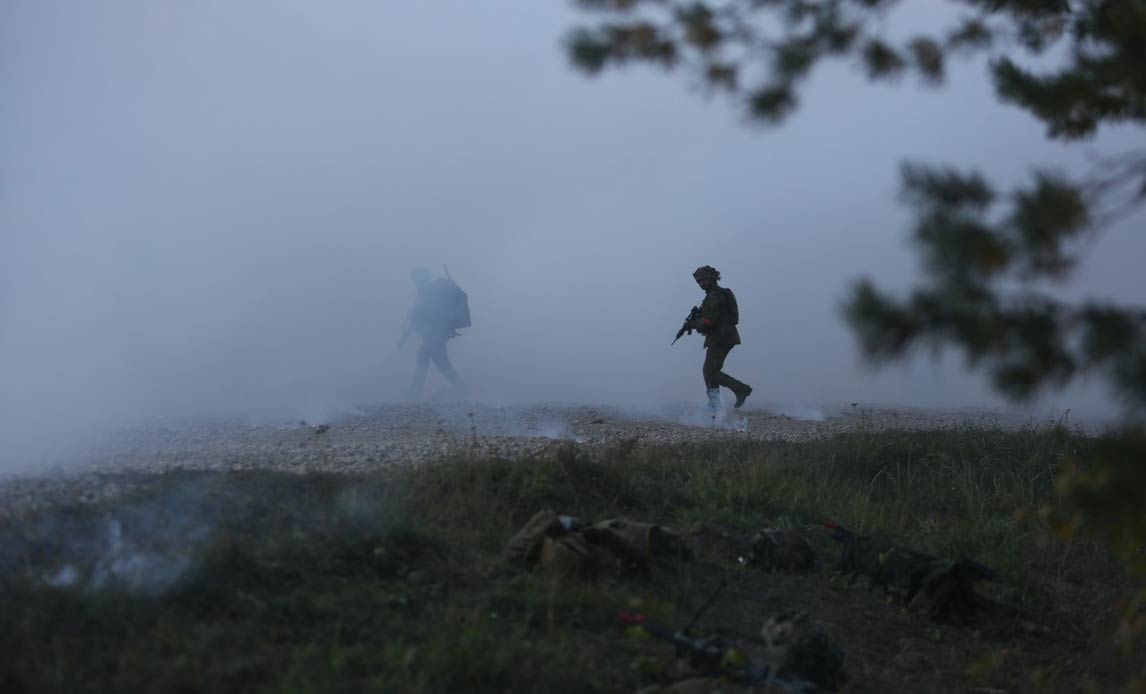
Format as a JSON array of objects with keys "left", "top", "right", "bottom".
[
  {"left": 618, "top": 580, "right": 813, "bottom": 691},
  {"left": 672, "top": 306, "right": 702, "bottom": 345}
]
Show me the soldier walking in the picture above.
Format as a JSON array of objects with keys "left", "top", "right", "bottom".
[
  {"left": 685, "top": 265, "right": 752, "bottom": 409},
  {"left": 399, "top": 267, "right": 469, "bottom": 400}
]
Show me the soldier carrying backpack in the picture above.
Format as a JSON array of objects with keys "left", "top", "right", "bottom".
[{"left": 400, "top": 266, "right": 469, "bottom": 400}]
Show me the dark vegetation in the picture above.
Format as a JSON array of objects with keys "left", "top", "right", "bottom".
[
  {"left": 567, "top": 1, "right": 1146, "bottom": 408},
  {"left": 0, "top": 425, "right": 1135, "bottom": 692},
  {"left": 566, "top": 4, "right": 1146, "bottom": 682}
]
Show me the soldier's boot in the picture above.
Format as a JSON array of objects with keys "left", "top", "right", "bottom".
[
  {"left": 712, "top": 370, "right": 750, "bottom": 409},
  {"left": 706, "top": 388, "right": 721, "bottom": 411}
]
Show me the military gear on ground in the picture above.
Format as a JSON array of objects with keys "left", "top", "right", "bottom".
[
  {"left": 759, "top": 611, "right": 847, "bottom": 691},
  {"left": 827, "top": 522, "right": 1001, "bottom": 624},
  {"left": 633, "top": 622, "right": 813, "bottom": 692},
  {"left": 504, "top": 510, "right": 689, "bottom": 578},
  {"left": 539, "top": 531, "right": 612, "bottom": 577},
  {"left": 503, "top": 510, "right": 582, "bottom": 565},
  {"left": 748, "top": 528, "right": 818, "bottom": 573},
  {"left": 906, "top": 560, "right": 1014, "bottom": 624},
  {"left": 681, "top": 524, "right": 818, "bottom": 574},
  {"left": 681, "top": 524, "right": 756, "bottom": 565},
  {"left": 625, "top": 580, "right": 817, "bottom": 692},
  {"left": 593, "top": 519, "right": 691, "bottom": 564}
]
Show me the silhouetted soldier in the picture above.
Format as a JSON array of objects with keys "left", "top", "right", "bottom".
[
  {"left": 685, "top": 265, "right": 752, "bottom": 409},
  {"left": 399, "top": 267, "right": 469, "bottom": 400}
]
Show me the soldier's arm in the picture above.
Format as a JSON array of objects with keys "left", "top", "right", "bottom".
[
  {"left": 687, "top": 295, "right": 715, "bottom": 332},
  {"left": 692, "top": 292, "right": 720, "bottom": 332}
]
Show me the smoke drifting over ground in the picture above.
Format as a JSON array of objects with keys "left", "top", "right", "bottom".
[
  {"left": 12, "top": 479, "right": 217, "bottom": 594},
  {"left": 2, "top": 1, "right": 1142, "bottom": 472}
]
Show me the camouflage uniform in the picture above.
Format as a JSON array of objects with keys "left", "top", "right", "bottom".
[{"left": 688, "top": 266, "right": 752, "bottom": 407}]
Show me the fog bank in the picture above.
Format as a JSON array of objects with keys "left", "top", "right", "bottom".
[{"left": 2, "top": 1, "right": 1142, "bottom": 470}]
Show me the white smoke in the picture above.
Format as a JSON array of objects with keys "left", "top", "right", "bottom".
[{"left": 41, "top": 518, "right": 201, "bottom": 594}]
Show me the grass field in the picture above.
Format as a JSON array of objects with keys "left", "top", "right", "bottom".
[{"left": 0, "top": 424, "right": 1134, "bottom": 693}]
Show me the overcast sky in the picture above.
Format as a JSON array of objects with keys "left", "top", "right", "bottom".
[{"left": 2, "top": 0, "right": 1143, "bottom": 467}]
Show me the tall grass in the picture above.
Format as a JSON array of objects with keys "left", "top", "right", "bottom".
[
  {"left": 410, "top": 424, "right": 1101, "bottom": 590},
  {"left": 0, "top": 424, "right": 1126, "bottom": 693}
]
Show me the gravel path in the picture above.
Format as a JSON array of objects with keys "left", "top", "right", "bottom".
[{"left": 0, "top": 401, "right": 1067, "bottom": 519}]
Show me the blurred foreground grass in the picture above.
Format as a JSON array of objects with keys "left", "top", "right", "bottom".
[{"left": 0, "top": 424, "right": 1133, "bottom": 693}]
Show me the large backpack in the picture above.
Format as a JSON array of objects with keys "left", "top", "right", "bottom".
[
  {"left": 433, "top": 278, "right": 470, "bottom": 331},
  {"left": 722, "top": 288, "right": 739, "bottom": 325}
]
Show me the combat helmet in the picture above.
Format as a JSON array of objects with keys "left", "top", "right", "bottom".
[{"left": 692, "top": 265, "right": 721, "bottom": 281}]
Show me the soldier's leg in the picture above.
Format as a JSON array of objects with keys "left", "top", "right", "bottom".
[
  {"left": 409, "top": 342, "right": 432, "bottom": 398},
  {"left": 428, "top": 339, "right": 462, "bottom": 387},
  {"left": 705, "top": 344, "right": 751, "bottom": 398}
]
